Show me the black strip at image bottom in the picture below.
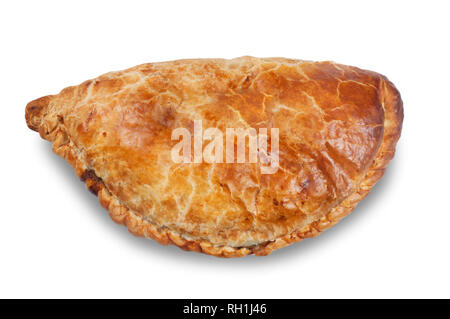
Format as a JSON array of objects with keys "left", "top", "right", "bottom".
[{"left": 1, "top": 299, "right": 448, "bottom": 316}]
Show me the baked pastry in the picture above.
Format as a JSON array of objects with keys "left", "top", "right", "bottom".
[{"left": 25, "top": 57, "right": 403, "bottom": 257}]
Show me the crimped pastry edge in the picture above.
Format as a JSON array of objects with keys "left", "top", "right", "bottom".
[{"left": 25, "top": 74, "right": 403, "bottom": 258}]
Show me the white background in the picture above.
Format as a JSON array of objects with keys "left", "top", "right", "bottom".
[{"left": 1, "top": 0, "right": 449, "bottom": 298}]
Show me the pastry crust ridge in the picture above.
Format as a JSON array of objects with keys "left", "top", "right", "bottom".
[{"left": 26, "top": 57, "right": 403, "bottom": 257}]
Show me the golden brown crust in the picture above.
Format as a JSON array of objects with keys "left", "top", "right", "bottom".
[
  {"left": 25, "top": 57, "right": 403, "bottom": 257},
  {"left": 25, "top": 95, "right": 54, "bottom": 132}
]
